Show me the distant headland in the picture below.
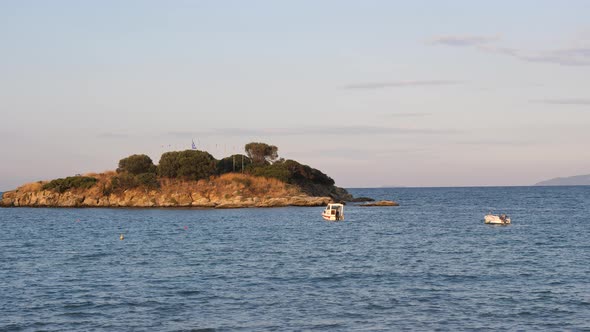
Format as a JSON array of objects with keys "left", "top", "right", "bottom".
[
  {"left": 534, "top": 174, "right": 590, "bottom": 186},
  {"left": 0, "top": 142, "right": 353, "bottom": 208}
]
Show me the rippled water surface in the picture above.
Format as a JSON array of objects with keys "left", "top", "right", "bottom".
[{"left": 1, "top": 186, "right": 590, "bottom": 331}]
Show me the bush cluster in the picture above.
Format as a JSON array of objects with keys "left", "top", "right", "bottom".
[
  {"left": 117, "top": 154, "right": 156, "bottom": 175},
  {"left": 247, "top": 159, "right": 334, "bottom": 186},
  {"left": 217, "top": 154, "right": 251, "bottom": 174},
  {"left": 111, "top": 172, "right": 160, "bottom": 191},
  {"left": 109, "top": 143, "right": 333, "bottom": 191},
  {"left": 38, "top": 143, "right": 336, "bottom": 196},
  {"left": 158, "top": 150, "right": 217, "bottom": 180},
  {"left": 249, "top": 163, "right": 291, "bottom": 183},
  {"left": 282, "top": 160, "right": 334, "bottom": 185},
  {"left": 42, "top": 176, "right": 97, "bottom": 193}
]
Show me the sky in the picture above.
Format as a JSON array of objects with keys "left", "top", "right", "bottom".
[{"left": 1, "top": 0, "right": 589, "bottom": 190}]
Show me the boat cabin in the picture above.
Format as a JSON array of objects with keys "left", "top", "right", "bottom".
[{"left": 322, "top": 203, "right": 344, "bottom": 221}]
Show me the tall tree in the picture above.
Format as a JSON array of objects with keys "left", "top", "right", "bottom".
[
  {"left": 217, "top": 154, "right": 251, "bottom": 174},
  {"left": 244, "top": 142, "right": 279, "bottom": 165}
]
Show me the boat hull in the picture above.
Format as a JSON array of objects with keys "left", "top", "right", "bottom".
[{"left": 322, "top": 213, "right": 343, "bottom": 221}]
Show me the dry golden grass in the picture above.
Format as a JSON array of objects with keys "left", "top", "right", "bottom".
[
  {"left": 18, "top": 181, "right": 44, "bottom": 192},
  {"left": 157, "top": 172, "right": 301, "bottom": 198},
  {"left": 14, "top": 170, "right": 305, "bottom": 199}
]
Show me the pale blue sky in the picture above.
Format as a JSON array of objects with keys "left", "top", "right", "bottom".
[{"left": 1, "top": 0, "right": 589, "bottom": 189}]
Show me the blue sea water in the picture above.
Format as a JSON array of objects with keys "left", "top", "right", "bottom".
[{"left": 1, "top": 186, "right": 589, "bottom": 331}]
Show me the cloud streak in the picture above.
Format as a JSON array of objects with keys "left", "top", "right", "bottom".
[
  {"left": 429, "top": 35, "right": 499, "bottom": 47},
  {"left": 293, "top": 147, "right": 434, "bottom": 161},
  {"left": 481, "top": 45, "right": 590, "bottom": 66},
  {"left": 165, "top": 126, "right": 461, "bottom": 138},
  {"left": 342, "top": 80, "right": 461, "bottom": 90},
  {"left": 432, "top": 34, "right": 590, "bottom": 66},
  {"left": 382, "top": 112, "right": 432, "bottom": 118},
  {"left": 455, "top": 140, "right": 538, "bottom": 147},
  {"left": 97, "top": 132, "right": 130, "bottom": 139},
  {"left": 533, "top": 98, "right": 590, "bottom": 105}
]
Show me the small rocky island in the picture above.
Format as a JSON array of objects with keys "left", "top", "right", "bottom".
[{"left": 0, "top": 142, "right": 354, "bottom": 208}]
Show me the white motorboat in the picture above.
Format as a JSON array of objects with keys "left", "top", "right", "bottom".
[
  {"left": 484, "top": 213, "right": 511, "bottom": 225},
  {"left": 322, "top": 203, "right": 344, "bottom": 221}
]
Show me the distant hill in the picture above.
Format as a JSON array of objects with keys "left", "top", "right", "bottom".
[{"left": 535, "top": 174, "right": 590, "bottom": 186}]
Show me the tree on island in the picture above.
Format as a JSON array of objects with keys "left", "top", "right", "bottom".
[
  {"left": 245, "top": 142, "right": 279, "bottom": 165},
  {"left": 117, "top": 154, "right": 156, "bottom": 175},
  {"left": 158, "top": 150, "right": 217, "bottom": 181},
  {"left": 217, "top": 154, "right": 251, "bottom": 174},
  {"left": 113, "top": 154, "right": 159, "bottom": 190}
]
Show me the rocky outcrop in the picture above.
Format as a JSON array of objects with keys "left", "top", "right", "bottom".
[
  {"left": 350, "top": 197, "right": 375, "bottom": 202},
  {"left": 0, "top": 173, "right": 337, "bottom": 208},
  {"left": 0, "top": 190, "right": 332, "bottom": 208},
  {"left": 295, "top": 182, "right": 353, "bottom": 202}
]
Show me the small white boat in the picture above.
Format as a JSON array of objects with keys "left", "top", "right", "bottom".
[
  {"left": 484, "top": 213, "right": 511, "bottom": 225},
  {"left": 322, "top": 203, "right": 344, "bottom": 221}
]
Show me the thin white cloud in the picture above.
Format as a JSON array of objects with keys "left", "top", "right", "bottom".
[
  {"left": 294, "top": 147, "right": 433, "bottom": 160},
  {"left": 481, "top": 45, "right": 590, "bottom": 66},
  {"left": 433, "top": 34, "right": 590, "bottom": 66},
  {"left": 165, "top": 126, "right": 461, "bottom": 138},
  {"left": 429, "top": 35, "right": 499, "bottom": 47},
  {"left": 342, "top": 80, "right": 460, "bottom": 90},
  {"left": 97, "top": 132, "right": 130, "bottom": 139},
  {"left": 455, "top": 140, "right": 538, "bottom": 147},
  {"left": 533, "top": 98, "right": 590, "bottom": 105},
  {"left": 381, "top": 112, "right": 432, "bottom": 118}
]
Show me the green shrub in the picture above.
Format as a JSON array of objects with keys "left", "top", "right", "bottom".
[
  {"left": 158, "top": 150, "right": 217, "bottom": 180},
  {"left": 136, "top": 172, "right": 160, "bottom": 189},
  {"left": 111, "top": 173, "right": 139, "bottom": 190},
  {"left": 117, "top": 154, "right": 156, "bottom": 175},
  {"left": 250, "top": 163, "right": 291, "bottom": 183},
  {"left": 42, "top": 176, "right": 97, "bottom": 193},
  {"left": 217, "top": 154, "right": 251, "bottom": 174},
  {"left": 282, "top": 159, "right": 334, "bottom": 185},
  {"left": 246, "top": 159, "right": 334, "bottom": 186}
]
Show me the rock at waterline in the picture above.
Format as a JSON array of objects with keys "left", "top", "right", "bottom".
[
  {"left": 349, "top": 197, "right": 375, "bottom": 202},
  {"left": 360, "top": 200, "right": 399, "bottom": 207}
]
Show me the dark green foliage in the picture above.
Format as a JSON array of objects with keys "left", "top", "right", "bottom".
[
  {"left": 136, "top": 172, "right": 160, "bottom": 189},
  {"left": 117, "top": 154, "right": 156, "bottom": 175},
  {"left": 217, "top": 154, "right": 251, "bottom": 174},
  {"left": 244, "top": 142, "right": 279, "bottom": 165},
  {"left": 111, "top": 172, "right": 160, "bottom": 191},
  {"left": 246, "top": 159, "right": 334, "bottom": 186},
  {"left": 42, "top": 176, "right": 97, "bottom": 193},
  {"left": 157, "top": 150, "right": 217, "bottom": 180},
  {"left": 110, "top": 173, "right": 138, "bottom": 190},
  {"left": 157, "top": 152, "right": 179, "bottom": 178},
  {"left": 282, "top": 159, "right": 335, "bottom": 185},
  {"left": 250, "top": 163, "right": 291, "bottom": 183}
]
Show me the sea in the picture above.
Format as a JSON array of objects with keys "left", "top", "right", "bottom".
[{"left": 1, "top": 186, "right": 589, "bottom": 331}]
